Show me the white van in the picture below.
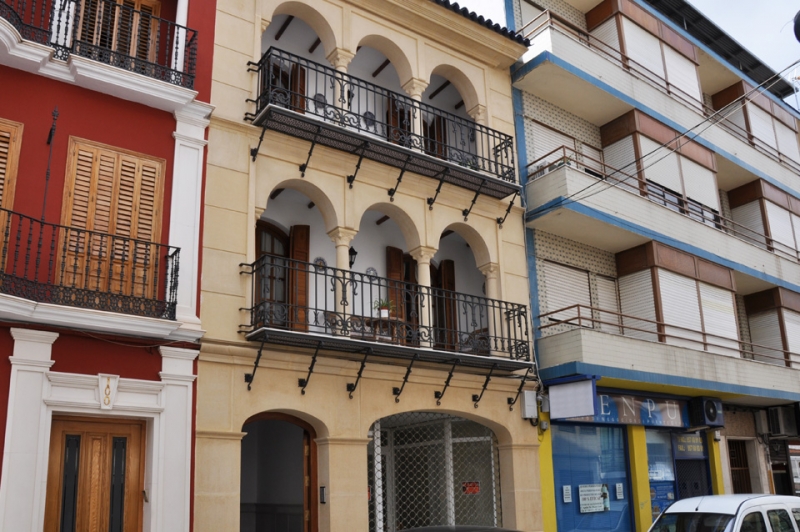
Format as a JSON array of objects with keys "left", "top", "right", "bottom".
[{"left": 649, "top": 495, "right": 800, "bottom": 532}]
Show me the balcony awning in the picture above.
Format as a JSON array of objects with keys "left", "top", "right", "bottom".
[
  {"left": 245, "top": 326, "right": 533, "bottom": 373},
  {"left": 252, "top": 105, "right": 520, "bottom": 200}
]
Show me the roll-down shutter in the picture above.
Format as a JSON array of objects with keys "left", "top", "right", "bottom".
[
  {"left": 783, "top": 310, "right": 800, "bottom": 366},
  {"left": 541, "top": 260, "right": 591, "bottom": 325},
  {"left": 747, "top": 104, "right": 777, "bottom": 150},
  {"left": 596, "top": 275, "right": 621, "bottom": 333},
  {"left": 731, "top": 201, "right": 767, "bottom": 248},
  {"left": 602, "top": 135, "right": 638, "bottom": 192},
  {"left": 532, "top": 121, "right": 575, "bottom": 167},
  {"left": 622, "top": 18, "right": 666, "bottom": 87},
  {"left": 698, "top": 282, "right": 738, "bottom": 357},
  {"left": 748, "top": 310, "right": 785, "bottom": 365},
  {"left": 657, "top": 269, "right": 703, "bottom": 349},
  {"left": 775, "top": 121, "right": 800, "bottom": 163},
  {"left": 764, "top": 201, "right": 796, "bottom": 256},
  {"left": 663, "top": 45, "right": 701, "bottom": 102},
  {"left": 639, "top": 135, "right": 683, "bottom": 193},
  {"left": 680, "top": 157, "right": 719, "bottom": 211},
  {"left": 618, "top": 269, "right": 658, "bottom": 341}
]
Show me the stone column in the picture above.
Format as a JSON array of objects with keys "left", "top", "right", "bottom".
[
  {"left": 316, "top": 437, "right": 371, "bottom": 532},
  {"left": 328, "top": 227, "right": 358, "bottom": 333},
  {"left": 410, "top": 246, "right": 437, "bottom": 348},
  {"left": 173, "top": 0, "right": 189, "bottom": 71},
  {"left": 327, "top": 49, "right": 355, "bottom": 112},
  {"left": 478, "top": 262, "right": 502, "bottom": 356},
  {"left": 497, "top": 442, "right": 542, "bottom": 532},
  {"left": 0, "top": 328, "right": 58, "bottom": 532},
  {"left": 171, "top": 101, "right": 212, "bottom": 338},
  {"left": 157, "top": 347, "right": 199, "bottom": 531},
  {"left": 402, "top": 78, "right": 429, "bottom": 150}
]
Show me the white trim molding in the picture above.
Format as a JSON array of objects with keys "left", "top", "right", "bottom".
[{"left": 0, "top": 331, "right": 199, "bottom": 532}]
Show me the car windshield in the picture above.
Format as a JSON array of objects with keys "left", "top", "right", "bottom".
[{"left": 651, "top": 513, "right": 734, "bottom": 532}]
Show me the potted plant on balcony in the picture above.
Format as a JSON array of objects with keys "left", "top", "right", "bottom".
[{"left": 373, "top": 298, "right": 395, "bottom": 319}]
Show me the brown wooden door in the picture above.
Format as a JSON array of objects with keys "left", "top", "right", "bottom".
[
  {"left": 386, "top": 246, "right": 405, "bottom": 321},
  {"left": 44, "top": 416, "right": 145, "bottom": 532},
  {"left": 255, "top": 221, "right": 289, "bottom": 328},
  {"left": 290, "top": 64, "right": 307, "bottom": 114},
  {"left": 432, "top": 259, "right": 457, "bottom": 350},
  {"left": 423, "top": 115, "right": 448, "bottom": 159},
  {"left": 288, "top": 225, "right": 310, "bottom": 331},
  {"left": 386, "top": 97, "right": 411, "bottom": 146}
]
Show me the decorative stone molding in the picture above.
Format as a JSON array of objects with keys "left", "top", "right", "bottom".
[
  {"left": 478, "top": 262, "right": 500, "bottom": 279},
  {"left": 409, "top": 246, "right": 438, "bottom": 264},
  {"left": 401, "top": 78, "right": 429, "bottom": 100},
  {"left": 326, "top": 48, "right": 355, "bottom": 72},
  {"left": 327, "top": 227, "right": 358, "bottom": 247},
  {"left": 468, "top": 103, "right": 488, "bottom": 125}
]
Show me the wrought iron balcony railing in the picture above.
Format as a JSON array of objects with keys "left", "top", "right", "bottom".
[
  {"left": 246, "top": 47, "right": 517, "bottom": 190},
  {"left": 526, "top": 146, "right": 800, "bottom": 263},
  {"left": 0, "top": 208, "right": 179, "bottom": 319},
  {"left": 1, "top": 0, "right": 197, "bottom": 88},
  {"left": 539, "top": 304, "right": 800, "bottom": 369},
  {"left": 240, "top": 252, "right": 530, "bottom": 365}
]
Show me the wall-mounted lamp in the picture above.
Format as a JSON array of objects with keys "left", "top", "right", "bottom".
[
  {"left": 349, "top": 246, "right": 358, "bottom": 268},
  {"left": 320, "top": 486, "right": 327, "bottom": 504}
]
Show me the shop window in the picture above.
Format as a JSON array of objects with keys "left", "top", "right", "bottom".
[{"left": 60, "top": 137, "right": 164, "bottom": 297}]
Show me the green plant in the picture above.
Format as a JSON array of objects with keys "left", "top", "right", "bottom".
[{"left": 373, "top": 298, "right": 396, "bottom": 311}]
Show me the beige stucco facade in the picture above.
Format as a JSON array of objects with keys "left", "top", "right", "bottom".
[{"left": 197, "top": 1, "right": 540, "bottom": 531}]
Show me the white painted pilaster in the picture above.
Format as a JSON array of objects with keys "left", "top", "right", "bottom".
[
  {"left": 170, "top": 101, "right": 213, "bottom": 337},
  {"left": 0, "top": 328, "right": 58, "bottom": 532},
  {"left": 156, "top": 346, "right": 198, "bottom": 532}
]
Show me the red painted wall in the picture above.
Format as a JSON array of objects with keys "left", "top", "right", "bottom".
[
  {"left": 187, "top": 0, "right": 217, "bottom": 103},
  {"left": 0, "top": 66, "right": 175, "bottom": 244}
]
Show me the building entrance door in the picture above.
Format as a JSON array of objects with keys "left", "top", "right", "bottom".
[{"left": 43, "top": 416, "right": 145, "bottom": 532}]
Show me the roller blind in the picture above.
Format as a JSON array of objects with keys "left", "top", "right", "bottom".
[
  {"left": 747, "top": 104, "right": 777, "bottom": 150},
  {"left": 680, "top": 156, "right": 719, "bottom": 211},
  {"left": 596, "top": 275, "right": 621, "bottom": 334},
  {"left": 541, "top": 260, "right": 591, "bottom": 324},
  {"left": 783, "top": 309, "right": 800, "bottom": 366},
  {"left": 622, "top": 18, "right": 666, "bottom": 87},
  {"left": 640, "top": 135, "right": 683, "bottom": 193},
  {"left": 618, "top": 269, "right": 658, "bottom": 341},
  {"left": 590, "top": 18, "right": 622, "bottom": 63},
  {"left": 775, "top": 121, "right": 800, "bottom": 163},
  {"left": 532, "top": 121, "right": 575, "bottom": 167},
  {"left": 698, "top": 282, "right": 738, "bottom": 357},
  {"left": 731, "top": 201, "right": 767, "bottom": 248},
  {"left": 764, "top": 201, "right": 796, "bottom": 255},
  {"left": 658, "top": 269, "right": 703, "bottom": 349},
  {"left": 663, "top": 45, "right": 701, "bottom": 102},
  {"left": 748, "top": 310, "right": 785, "bottom": 365},
  {"left": 602, "top": 136, "right": 638, "bottom": 192}
]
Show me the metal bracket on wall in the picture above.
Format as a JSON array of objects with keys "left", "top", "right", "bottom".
[
  {"left": 299, "top": 126, "right": 322, "bottom": 177},
  {"left": 244, "top": 338, "right": 267, "bottom": 391},
  {"left": 472, "top": 363, "right": 497, "bottom": 408},
  {"left": 434, "top": 359, "right": 460, "bottom": 405},
  {"left": 426, "top": 169, "right": 450, "bottom": 210},
  {"left": 346, "top": 142, "right": 370, "bottom": 188},
  {"left": 496, "top": 191, "right": 519, "bottom": 228},
  {"left": 250, "top": 125, "right": 270, "bottom": 162},
  {"left": 507, "top": 366, "right": 535, "bottom": 410},
  {"left": 298, "top": 341, "right": 323, "bottom": 395},
  {"left": 392, "top": 354, "right": 418, "bottom": 403},
  {"left": 462, "top": 179, "right": 486, "bottom": 222},
  {"left": 387, "top": 155, "right": 412, "bottom": 202},
  {"left": 346, "top": 349, "right": 372, "bottom": 398}
]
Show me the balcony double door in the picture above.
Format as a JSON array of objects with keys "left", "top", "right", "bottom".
[{"left": 76, "top": 0, "right": 161, "bottom": 64}]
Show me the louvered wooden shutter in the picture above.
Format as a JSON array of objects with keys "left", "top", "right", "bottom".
[
  {"left": 657, "top": 269, "right": 704, "bottom": 349},
  {"left": 61, "top": 138, "right": 164, "bottom": 296},
  {"left": 287, "top": 225, "right": 309, "bottom": 331},
  {"left": 437, "top": 259, "right": 457, "bottom": 350},
  {"left": 0, "top": 118, "right": 22, "bottom": 210},
  {"left": 133, "top": 0, "right": 159, "bottom": 62},
  {"left": 386, "top": 246, "right": 404, "bottom": 319}
]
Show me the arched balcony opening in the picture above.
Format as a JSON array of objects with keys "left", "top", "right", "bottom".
[{"left": 367, "top": 412, "right": 503, "bottom": 532}]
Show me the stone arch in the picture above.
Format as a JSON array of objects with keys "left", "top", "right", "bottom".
[
  {"left": 354, "top": 34, "right": 414, "bottom": 87},
  {"left": 242, "top": 409, "right": 329, "bottom": 439},
  {"left": 353, "top": 201, "right": 422, "bottom": 252},
  {"left": 265, "top": 179, "right": 341, "bottom": 233},
  {"left": 439, "top": 221, "right": 493, "bottom": 268},
  {"left": 269, "top": 1, "right": 338, "bottom": 57},
  {"left": 430, "top": 63, "right": 481, "bottom": 115}
]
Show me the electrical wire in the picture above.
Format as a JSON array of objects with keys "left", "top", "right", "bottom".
[{"left": 525, "top": 57, "right": 800, "bottom": 220}]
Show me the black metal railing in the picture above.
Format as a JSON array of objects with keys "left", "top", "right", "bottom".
[
  {"left": 248, "top": 47, "right": 516, "bottom": 183},
  {"left": 1, "top": 0, "right": 196, "bottom": 88},
  {"left": 0, "top": 208, "right": 179, "bottom": 319},
  {"left": 241, "top": 252, "right": 530, "bottom": 361}
]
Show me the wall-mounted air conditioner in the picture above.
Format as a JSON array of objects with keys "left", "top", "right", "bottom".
[
  {"left": 688, "top": 397, "right": 724, "bottom": 428},
  {"left": 768, "top": 405, "right": 799, "bottom": 438}
]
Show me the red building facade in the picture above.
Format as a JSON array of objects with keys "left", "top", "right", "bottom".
[{"left": 0, "top": 0, "right": 214, "bottom": 526}]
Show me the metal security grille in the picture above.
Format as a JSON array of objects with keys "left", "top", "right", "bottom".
[
  {"left": 368, "top": 412, "right": 501, "bottom": 532},
  {"left": 675, "top": 459, "right": 710, "bottom": 499},
  {"left": 728, "top": 440, "right": 753, "bottom": 493}
]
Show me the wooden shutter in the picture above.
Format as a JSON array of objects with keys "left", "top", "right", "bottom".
[
  {"left": 288, "top": 225, "right": 310, "bottom": 331},
  {"left": 0, "top": 118, "right": 21, "bottom": 268},
  {"left": 748, "top": 309, "right": 785, "bottom": 365},
  {"left": 618, "top": 269, "right": 658, "bottom": 341},
  {"left": 680, "top": 156, "right": 719, "bottom": 211},
  {"left": 731, "top": 201, "right": 767, "bottom": 248},
  {"left": 595, "top": 275, "right": 621, "bottom": 334},
  {"left": 432, "top": 259, "right": 458, "bottom": 350},
  {"left": 541, "top": 261, "right": 591, "bottom": 325},
  {"left": 60, "top": 138, "right": 164, "bottom": 297},
  {"left": 386, "top": 246, "right": 404, "bottom": 319},
  {"left": 657, "top": 269, "right": 704, "bottom": 349},
  {"left": 290, "top": 64, "right": 306, "bottom": 114},
  {"left": 663, "top": 45, "right": 701, "bottom": 102},
  {"left": 386, "top": 97, "right": 410, "bottom": 145},
  {"left": 698, "top": 282, "right": 739, "bottom": 357},
  {"left": 423, "top": 116, "right": 448, "bottom": 159}
]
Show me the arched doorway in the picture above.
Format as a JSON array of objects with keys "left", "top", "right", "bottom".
[
  {"left": 241, "top": 414, "right": 318, "bottom": 532},
  {"left": 368, "top": 412, "right": 502, "bottom": 532}
]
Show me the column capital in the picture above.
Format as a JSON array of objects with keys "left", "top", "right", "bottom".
[
  {"left": 10, "top": 328, "right": 59, "bottom": 345},
  {"left": 401, "top": 78, "right": 429, "bottom": 100},
  {"left": 327, "top": 227, "right": 358, "bottom": 247},
  {"left": 467, "top": 103, "right": 488, "bottom": 125},
  {"left": 478, "top": 262, "right": 500, "bottom": 278},
  {"left": 409, "top": 245, "right": 437, "bottom": 264},
  {"left": 327, "top": 48, "right": 355, "bottom": 71}
]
